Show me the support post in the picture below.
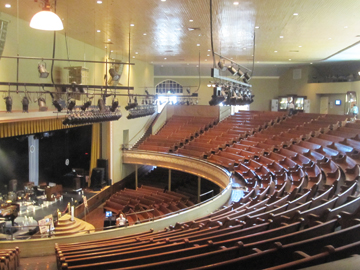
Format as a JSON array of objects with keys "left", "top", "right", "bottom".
[
  {"left": 168, "top": 169, "right": 172, "bottom": 192},
  {"left": 135, "top": 164, "right": 138, "bottom": 190},
  {"left": 28, "top": 135, "right": 39, "bottom": 185},
  {"left": 198, "top": 176, "right": 201, "bottom": 203}
]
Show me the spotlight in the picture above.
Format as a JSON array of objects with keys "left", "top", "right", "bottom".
[
  {"left": 243, "top": 72, "right": 251, "bottom": 83},
  {"left": 145, "top": 89, "right": 149, "bottom": 95},
  {"left": 37, "top": 97, "right": 47, "bottom": 111},
  {"left": 29, "top": 0, "right": 64, "bottom": 31},
  {"left": 218, "top": 60, "right": 227, "bottom": 71},
  {"left": 67, "top": 100, "right": 76, "bottom": 111},
  {"left": 98, "top": 98, "right": 105, "bottom": 112},
  {"left": 53, "top": 100, "right": 63, "bottom": 112},
  {"left": 22, "top": 96, "right": 29, "bottom": 113},
  {"left": 4, "top": 96, "right": 12, "bottom": 112},
  {"left": 186, "top": 88, "right": 190, "bottom": 94},
  {"left": 110, "top": 100, "right": 119, "bottom": 112},
  {"left": 109, "top": 67, "right": 121, "bottom": 81},
  {"left": 38, "top": 62, "right": 49, "bottom": 78},
  {"left": 228, "top": 66, "right": 238, "bottom": 76},
  {"left": 81, "top": 100, "right": 92, "bottom": 111},
  {"left": 238, "top": 69, "right": 245, "bottom": 78},
  {"left": 209, "top": 95, "right": 225, "bottom": 106}
]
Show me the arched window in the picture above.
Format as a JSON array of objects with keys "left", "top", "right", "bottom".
[{"left": 156, "top": 80, "right": 183, "bottom": 94}]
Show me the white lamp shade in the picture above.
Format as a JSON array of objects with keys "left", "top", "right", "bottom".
[{"left": 30, "top": 10, "right": 64, "bottom": 31}]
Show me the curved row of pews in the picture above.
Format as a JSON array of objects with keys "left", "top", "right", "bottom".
[
  {"left": 56, "top": 111, "right": 360, "bottom": 270},
  {"left": 104, "top": 186, "right": 195, "bottom": 225}
]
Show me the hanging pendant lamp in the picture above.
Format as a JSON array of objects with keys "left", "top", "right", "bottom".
[{"left": 30, "top": 0, "right": 64, "bottom": 31}]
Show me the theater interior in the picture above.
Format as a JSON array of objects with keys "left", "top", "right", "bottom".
[{"left": 1, "top": 0, "right": 360, "bottom": 269}]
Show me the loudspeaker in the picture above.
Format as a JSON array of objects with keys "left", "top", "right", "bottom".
[
  {"left": 97, "top": 159, "right": 109, "bottom": 185},
  {"left": 91, "top": 168, "right": 105, "bottom": 190}
]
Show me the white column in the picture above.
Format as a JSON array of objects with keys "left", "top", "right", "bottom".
[{"left": 28, "top": 135, "right": 39, "bottom": 185}]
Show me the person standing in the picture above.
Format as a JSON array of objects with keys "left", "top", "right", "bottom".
[
  {"left": 288, "top": 101, "right": 295, "bottom": 116},
  {"left": 352, "top": 104, "right": 359, "bottom": 120}
]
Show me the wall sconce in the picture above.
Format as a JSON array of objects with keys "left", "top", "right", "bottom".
[{"left": 30, "top": 0, "right": 64, "bottom": 31}]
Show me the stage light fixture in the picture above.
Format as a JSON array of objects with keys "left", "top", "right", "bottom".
[
  {"left": 145, "top": 89, "right": 149, "bottom": 95},
  {"left": 37, "top": 97, "right": 47, "bottom": 111},
  {"left": 98, "top": 98, "right": 105, "bottom": 112},
  {"left": 52, "top": 100, "right": 63, "bottom": 112},
  {"left": 110, "top": 100, "right": 119, "bottom": 112},
  {"left": 238, "top": 69, "right": 245, "bottom": 78},
  {"left": 22, "top": 96, "right": 29, "bottom": 113},
  {"left": 243, "top": 72, "right": 251, "bottom": 83},
  {"left": 67, "top": 100, "right": 76, "bottom": 111},
  {"left": 125, "top": 97, "right": 138, "bottom": 111},
  {"left": 81, "top": 100, "right": 92, "bottom": 111},
  {"left": 228, "top": 66, "right": 238, "bottom": 76},
  {"left": 217, "top": 60, "right": 227, "bottom": 71},
  {"left": 38, "top": 62, "right": 49, "bottom": 78},
  {"left": 109, "top": 67, "right": 121, "bottom": 81},
  {"left": 30, "top": 0, "right": 64, "bottom": 31},
  {"left": 4, "top": 96, "right": 12, "bottom": 112}
]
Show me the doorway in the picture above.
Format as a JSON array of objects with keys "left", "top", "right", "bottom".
[{"left": 320, "top": 96, "right": 329, "bottom": 114}]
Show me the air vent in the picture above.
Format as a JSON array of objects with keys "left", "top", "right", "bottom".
[
  {"left": 104, "top": 41, "right": 114, "bottom": 44},
  {"left": 165, "top": 50, "right": 173, "bottom": 53},
  {"left": 289, "top": 50, "right": 299, "bottom": 52}
]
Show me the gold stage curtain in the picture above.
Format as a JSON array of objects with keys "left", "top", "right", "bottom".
[
  {"left": 89, "top": 123, "right": 101, "bottom": 187},
  {"left": 0, "top": 118, "right": 77, "bottom": 139}
]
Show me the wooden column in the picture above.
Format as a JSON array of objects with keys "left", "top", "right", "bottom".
[
  {"left": 168, "top": 169, "right": 172, "bottom": 191},
  {"left": 198, "top": 176, "right": 201, "bottom": 203},
  {"left": 135, "top": 164, "right": 138, "bottom": 190}
]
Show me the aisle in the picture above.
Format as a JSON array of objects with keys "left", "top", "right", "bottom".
[{"left": 18, "top": 255, "right": 57, "bottom": 270}]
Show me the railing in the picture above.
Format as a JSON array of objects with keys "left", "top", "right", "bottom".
[
  {"left": 200, "top": 189, "right": 214, "bottom": 201},
  {"left": 127, "top": 113, "right": 159, "bottom": 148}
]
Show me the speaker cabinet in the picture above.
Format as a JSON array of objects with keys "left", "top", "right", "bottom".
[
  {"left": 91, "top": 167, "right": 105, "bottom": 190},
  {"left": 97, "top": 159, "right": 109, "bottom": 185}
]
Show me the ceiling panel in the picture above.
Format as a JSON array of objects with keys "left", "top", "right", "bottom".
[{"left": 1, "top": 0, "right": 360, "bottom": 70}]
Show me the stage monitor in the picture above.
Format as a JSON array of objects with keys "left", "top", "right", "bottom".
[
  {"left": 335, "top": 99, "right": 341, "bottom": 106},
  {"left": 105, "top": 211, "right": 112, "bottom": 218}
]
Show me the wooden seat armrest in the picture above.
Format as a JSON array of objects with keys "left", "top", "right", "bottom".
[{"left": 293, "top": 251, "right": 310, "bottom": 260}]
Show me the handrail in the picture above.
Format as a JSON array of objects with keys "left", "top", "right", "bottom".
[
  {"left": 125, "top": 208, "right": 155, "bottom": 216},
  {"left": 127, "top": 113, "right": 158, "bottom": 145},
  {"left": 200, "top": 189, "right": 214, "bottom": 198}
]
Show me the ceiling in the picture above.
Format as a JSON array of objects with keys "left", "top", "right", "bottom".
[{"left": 1, "top": 0, "right": 360, "bottom": 76}]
